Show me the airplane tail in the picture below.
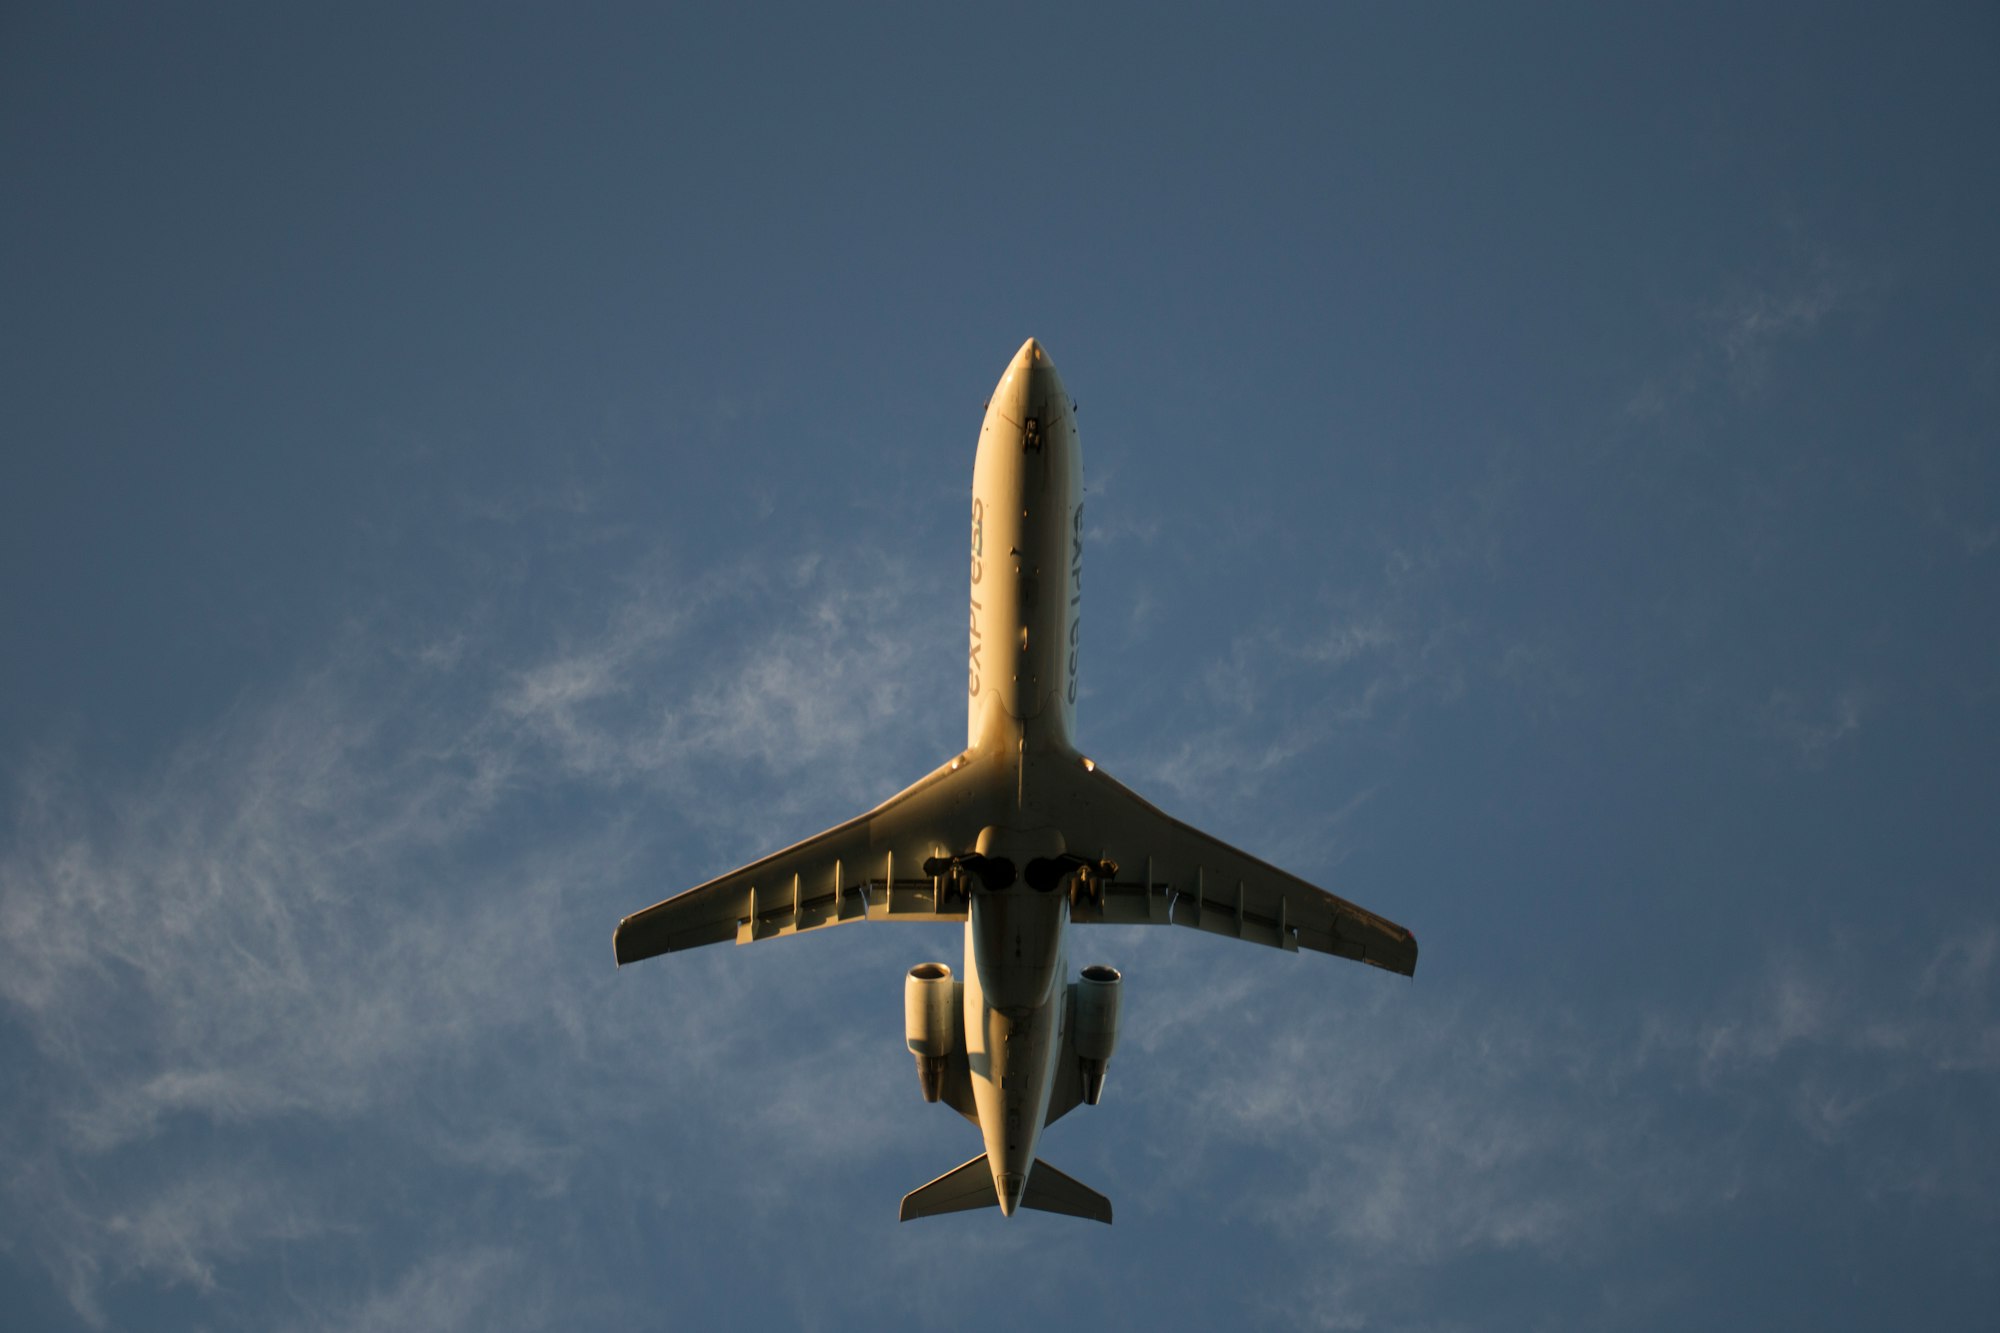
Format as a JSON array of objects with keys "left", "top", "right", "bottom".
[{"left": 898, "top": 1154, "right": 1112, "bottom": 1224}]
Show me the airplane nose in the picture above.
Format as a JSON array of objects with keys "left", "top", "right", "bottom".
[
  {"left": 993, "top": 337, "right": 1066, "bottom": 422},
  {"left": 1008, "top": 338, "right": 1056, "bottom": 378},
  {"left": 980, "top": 338, "right": 1072, "bottom": 446}
]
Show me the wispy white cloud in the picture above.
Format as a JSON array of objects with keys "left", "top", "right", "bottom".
[
  {"left": 282, "top": 1246, "right": 551, "bottom": 1333},
  {"left": 1758, "top": 686, "right": 1863, "bottom": 768},
  {"left": 1115, "top": 925, "right": 1999, "bottom": 1330},
  {"left": 0, "top": 541, "right": 954, "bottom": 1325},
  {"left": 1708, "top": 277, "right": 1847, "bottom": 378},
  {"left": 1081, "top": 468, "right": 1163, "bottom": 550},
  {"left": 493, "top": 547, "right": 948, "bottom": 832},
  {"left": 2, "top": 468, "right": 1988, "bottom": 1332},
  {"left": 104, "top": 1161, "right": 327, "bottom": 1295},
  {"left": 1625, "top": 249, "right": 1866, "bottom": 418},
  {"left": 1114, "top": 594, "right": 1465, "bottom": 848}
]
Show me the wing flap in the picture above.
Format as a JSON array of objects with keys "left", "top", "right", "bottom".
[{"left": 1079, "top": 876, "right": 1171, "bottom": 926}]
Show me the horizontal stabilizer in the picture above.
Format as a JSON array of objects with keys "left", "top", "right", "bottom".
[
  {"left": 899, "top": 1154, "right": 996, "bottom": 1220},
  {"left": 1020, "top": 1158, "right": 1112, "bottom": 1223},
  {"left": 898, "top": 1154, "right": 1112, "bottom": 1224}
]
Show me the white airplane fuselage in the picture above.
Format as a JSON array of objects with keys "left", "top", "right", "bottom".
[{"left": 959, "top": 337, "right": 1084, "bottom": 1214}]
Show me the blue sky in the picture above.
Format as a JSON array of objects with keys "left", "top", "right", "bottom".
[{"left": 4, "top": 4, "right": 1996, "bottom": 1329}]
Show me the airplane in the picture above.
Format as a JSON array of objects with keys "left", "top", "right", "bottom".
[{"left": 614, "top": 337, "right": 1417, "bottom": 1224}]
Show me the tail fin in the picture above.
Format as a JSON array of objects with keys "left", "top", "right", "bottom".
[{"left": 898, "top": 1154, "right": 1113, "bottom": 1224}]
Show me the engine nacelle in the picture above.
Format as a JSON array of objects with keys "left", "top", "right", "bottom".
[
  {"left": 904, "top": 962, "right": 957, "bottom": 1103},
  {"left": 1072, "top": 963, "right": 1121, "bottom": 1105}
]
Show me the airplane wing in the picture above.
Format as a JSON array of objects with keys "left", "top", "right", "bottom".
[
  {"left": 613, "top": 751, "right": 991, "bottom": 966},
  {"left": 1047, "top": 759, "right": 1418, "bottom": 976}
]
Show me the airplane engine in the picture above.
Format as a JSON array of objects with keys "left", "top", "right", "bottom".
[
  {"left": 904, "top": 962, "right": 957, "bottom": 1103},
  {"left": 1073, "top": 964, "right": 1121, "bottom": 1105}
]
